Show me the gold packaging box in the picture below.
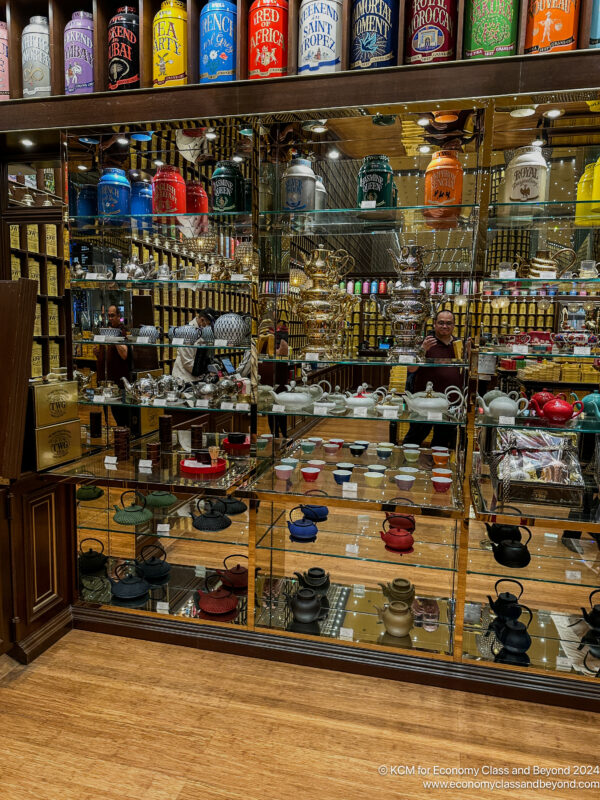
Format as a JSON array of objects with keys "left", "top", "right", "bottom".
[
  {"left": 32, "top": 381, "right": 78, "bottom": 427},
  {"left": 11, "top": 254, "right": 21, "bottom": 281},
  {"left": 48, "top": 301, "right": 59, "bottom": 336},
  {"left": 34, "top": 303, "right": 43, "bottom": 336},
  {"left": 31, "top": 342, "right": 43, "bottom": 378},
  {"left": 49, "top": 341, "right": 60, "bottom": 370},
  {"left": 47, "top": 263, "right": 58, "bottom": 296},
  {"left": 27, "top": 224, "right": 39, "bottom": 253},
  {"left": 10, "top": 224, "right": 20, "bottom": 249},
  {"left": 28, "top": 259, "right": 41, "bottom": 292},
  {"left": 46, "top": 225, "right": 58, "bottom": 257},
  {"left": 35, "top": 420, "right": 81, "bottom": 470}
]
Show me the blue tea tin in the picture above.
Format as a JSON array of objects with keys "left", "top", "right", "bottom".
[
  {"left": 76, "top": 184, "right": 97, "bottom": 227},
  {"left": 350, "top": 0, "right": 397, "bottom": 69},
  {"left": 131, "top": 180, "right": 153, "bottom": 229},
  {"left": 98, "top": 167, "right": 131, "bottom": 223},
  {"left": 199, "top": 0, "right": 237, "bottom": 83}
]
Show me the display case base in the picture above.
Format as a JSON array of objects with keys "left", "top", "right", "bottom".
[{"left": 72, "top": 605, "right": 600, "bottom": 712}]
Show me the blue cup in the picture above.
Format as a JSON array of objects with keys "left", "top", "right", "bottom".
[{"left": 333, "top": 470, "right": 352, "bottom": 484}]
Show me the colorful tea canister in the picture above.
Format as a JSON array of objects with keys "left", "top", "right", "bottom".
[
  {"left": 22, "top": 16, "right": 51, "bottom": 98},
  {"left": 153, "top": 0, "right": 187, "bottom": 87},
  {"left": 405, "top": 0, "right": 457, "bottom": 64},
  {"left": 200, "top": 0, "right": 237, "bottom": 83},
  {"left": 463, "top": 0, "right": 518, "bottom": 58},
  {"left": 350, "top": 0, "right": 397, "bottom": 69},
  {"left": 0, "top": 22, "right": 9, "bottom": 100},
  {"left": 108, "top": 6, "right": 140, "bottom": 90},
  {"left": 249, "top": 0, "right": 288, "bottom": 78},
  {"left": 64, "top": 11, "right": 94, "bottom": 94},
  {"left": 298, "top": 0, "right": 343, "bottom": 74},
  {"left": 524, "top": 0, "right": 580, "bottom": 54}
]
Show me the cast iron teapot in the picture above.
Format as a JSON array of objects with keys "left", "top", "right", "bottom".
[
  {"left": 191, "top": 499, "right": 231, "bottom": 531},
  {"left": 380, "top": 518, "right": 414, "bottom": 553},
  {"left": 145, "top": 491, "right": 177, "bottom": 509},
  {"left": 78, "top": 538, "right": 108, "bottom": 575},
  {"left": 195, "top": 575, "right": 239, "bottom": 615},
  {"left": 216, "top": 554, "right": 248, "bottom": 590},
  {"left": 287, "top": 506, "right": 318, "bottom": 541},
  {"left": 491, "top": 527, "right": 532, "bottom": 568},
  {"left": 484, "top": 506, "right": 527, "bottom": 545},
  {"left": 293, "top": 567, "right": 330, "bottom": 594},
  {"left": 299, "top": 491, "right": 329, "bottom": 521},
  {"left": 578, "top": 628, "right": 600, "bottom": 658},
  {"left": 583, "top": 651, "right": 600, "bottom": 678},
  {"left": 109, "top": 563, "right": 151, "bottom": 600},
  {"left": 211, "top": 496, "right": 248, "bottom": 516},
  {"left": 496, "top": 605, "right": 533, "bottom": 653},
  {"left": 487, "top": 579, "right": 524, "bottom": 621},
  {"left": 581, "top": 590, "right": 600, "bottom": 630},
  {"left": 112, "top": 490, "right": 154, "bottom": 526},
  {"left": 286, "top": 587, "right": 328, "bottom": 624},
  {"left": 494, "top": 648, "right": 530, "bottom": 667},
  {"left": 378, "top": 578, "right": 415, "bottom": 604},
  {"left": 76, "top": 485, "right": 104, "bottom": 502},
  {"left": 135, "top": 544, "right": 171, "bottom": 582}
]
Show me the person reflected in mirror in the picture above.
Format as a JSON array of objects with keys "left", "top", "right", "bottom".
[{"left": 94, "top": 304, "right": 132, "bottom": 428}]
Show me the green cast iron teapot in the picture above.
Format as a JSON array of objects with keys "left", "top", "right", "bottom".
[{"left": 112, "top": 490, "right": 153, "bottom": 526}]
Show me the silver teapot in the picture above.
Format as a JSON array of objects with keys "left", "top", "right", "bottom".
[{"left": 121, "top": 374, "right": 156, "bottom": 404}]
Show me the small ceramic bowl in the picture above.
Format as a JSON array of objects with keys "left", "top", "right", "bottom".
[
  {"left": 323, "top": 443, "right": 339, "bottom": 455},
  {"left": 281, "top": 457, "right": 299, "bottom": 469},
  {"left": 336, "top": 462, "right": 355, "bottom": 472},
  {"left": 398, "top": 466, "right": 419, "bottom": 475},
  {"left": 394, "top": 474, "right": 416, "bottom": 490},
  {"left": 432, "top": 467, "right": 453, "bottom": 479},
  {"left": 333, "top": 469, "right": 352, "bottom": 485},
  {"left": 257, "top": 437, "right": 270, "bottom": 451},
  {"left": 431, "top": 446, "right": 449, "bottom": 454},
  {"left": 433, "top": 453, "right": 450, "bottom": 466},
  {"left": 378, "top": 442, "right": 395, "bottom": 449},
  {"left": 354, "top": 440, "right": 370, "bottom": 447},
  {"left": 367, "top": 464, "right": 387, "bottom": 474},
  {"left": 432, "top": 476, "right": 452, "bottom": 493},
  {"left": 349, "top": 445, "right": 367, "bottom": 457},
  {"left": 377, "top": 448, "right": 393, "bottom": 459},
  {"left": 365, "top": 471, "right": 384, "bottom": 488},
  {"left": 308, "top": 437, "right": 323, "bottom": 446},
  {"left": 307, "top": 459, "right": 326, "bottom": 467},
  {"left": 329, "top": 438, "right": 344, "bottom": 447},
  {"left": 275, "top": 464, "right": 293, "bottom": 480},
  {"left": 403, "top": 449, "right": 420, "bottom": 463},
  {"left": 402, "top": 443, "right": 420, "bottom": 450},
  {"left": 301, "top": 441, "right": 316, "bottom": 454},
  {"left": 301, "top": 466, "right": 321, "bottom": 482}
]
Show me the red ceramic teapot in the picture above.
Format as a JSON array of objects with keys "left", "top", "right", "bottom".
[
  {"left": 530, "top": 388, "right": 565, "bottom": 409},
  {"left": 216, "top": 554, "right": 248, "bottom": 590},
  {"left": 529, "top": 396, "right": 583, "bottom": 423},
  {"left": 380, "top": 519, "right": 414, "bottom": 552}
]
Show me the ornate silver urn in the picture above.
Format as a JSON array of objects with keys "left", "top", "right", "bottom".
[{"left": 374, "top": 244, "right": 442, "bottom": 363}]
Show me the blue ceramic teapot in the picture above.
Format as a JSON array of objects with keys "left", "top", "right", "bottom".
[
  {"left": 300, "top": 503, "right": 329, "bottom": 522},
  {"left": 287, "top": 507, "right": 318, "bottom": 541}
]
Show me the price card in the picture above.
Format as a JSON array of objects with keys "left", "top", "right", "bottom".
[
  {"left": 156, "top": 601, "right": 170, "bottom": 615},
  {"left": 555, "top": 656, "right": 572, "bottom": 672},
  {"left": 197, "top": 273, "right": 212, "bottom": 282},
  {"left": 539, "top": 271, "right": 556, "bottom": 280},
  {"left": 396, "top": 355, "right": 413, "bottom": 364},
  {"left": 93, "top": 335, "right": 106, "bottom": 343},
  {"left": 427, "top": 411, "right": 443, "bottom": 421},
  {"left": 172, "top": 337, "right": 185, "bottom": 346},
  {"left": 221, "top": 401, "right": 234, "bottom": 410},
  {"left": 345, "top": 543, "right": 359, "bottom": 554},
  {"left": 357, "top": 514, "right": 370, "bottom": 527},
  {"left": 139, "top": 466, "right": 152, "bottom": 475},
  {"left": 361, "top": 200, "right": 377, "bottom": 209},
  {"left": 339, "top": 627, "right": 354, "bottom": 641},
  {"left": 230, "top": 273, "right": 248, "bottom": 282},
  {"left": 153, "top": 399, "right": 168, "bottom": 407},
  {"left": 512, "top": 344, "right": 528, "bottom": 354},
  {"left": 272, "top": 404, "right": 285, "bottom": 413},
  {"left": 353, "top": 584, "right": 366, "bottom": 598},
  {"left": 114, "top": 272, "right": 129, "bottom": 281},
  {"left": 104, "top": 456, "right": 118, "bottom": 465},
  {"left": 196, "top": 399, "right": 210, "bottom": 408},
  {"left": 565, "top": 570, "right": 582, "bottom": 582},
  {"left": 544, "top": 531, "right": 558, "bottom": 539},
  {"left": 136, "top": 336, "right": 149, "bottom": 344},
  {"left": 195, "top": 565, "right": 206, "bottom": 578},
  {"left": 354, "top": 407, "right": 368, "bottom": 418},
  {"left": 313, "top": 403, "right": 330, "bottom": 416},
  {"left": 138, "top": 459, "right": 153, "bottom": 469},
  {"left": 305, "top": 353, "right": 319, "bottom": 361},
  {"left": 105, "top": 463, "right": 118, "bottom": 471},
  {"left": 498, "top": 416, "right": 515, "bottom": 426},
  {"left": 85, "top": 272, "right": 99, "bottom": 280},
  {"left": 236, "top": 402, "right": 250, "bottom": 412},
  {"left": 498, "top": 269, "right": 516, "bottom": 279},
  {"left": 157, "top": 523, "right": 170, "bottom": 534},
  {"left": 342, "top": 482, "right": 358, "bottom": 498},
  {"left": 214, "top": 339, "right": 228, "bottom": 347},
  {"left": 93, "top": 396, "right": 106, "bottom": 404},
  {"left": 574, "top": 345, "right": 591, "bottom": 356},
  {"left": 464, "top": 602, "right": 481, "bottom": 624},
  {"left": 183, "top": 459, "right": 202, "bottom": 468},
  {"left": 382, "top": 407, "right": 398, "bottom": 419}
]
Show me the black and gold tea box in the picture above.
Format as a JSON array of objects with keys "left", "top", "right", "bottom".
[
  {"left": 31, "top": 342, "right": 43, "bottom": 378},
  {"left": 34, "top": 303, "right": 43, "bottom": 336},
  {"left": 28, "top": 258, "right": 41, "bottom": 292},
  {"left": 35, "top": 419, "right": 81, "bottom": 469},
  {"left": 10, "top": 224, "right": 20, "bottom": 249},
  {"left": 11, "top": 254, "right": 21, "bottom": 281},
  {"left": 32, "top": 380, "right": 78, "bottom": 427},
  {"left": 49, "top": 341, "right": 60, "bottom": 370},
  {"left": 26, "top": 224, "right": 39, "bottom": 253},
  {"left": 46, "top": 224, "right": 58, "bottom": 257},
  {"left": 47, "top": 262, "right": 58, "bottom": 296},
  {"left": 48, "top": 301, "right": 59, "bottom": 336}
]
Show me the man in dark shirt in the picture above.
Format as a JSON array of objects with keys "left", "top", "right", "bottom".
[
  {"left": 94, "top": 304, "right": 132, "bottom": 428},
  {"left": 402, "top": 310, "right": 464, "bottom": 450}
]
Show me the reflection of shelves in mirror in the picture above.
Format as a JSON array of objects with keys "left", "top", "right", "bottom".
[
  {"left": 480, "top": 348, "right": 600, "bottom": 359},
  {"left": 474, "top": 414, "right": 600, "bottom": 435},
  {"left": 79, "top": 398, "right": 253, "bottom": 414},
  {"left": 259, "top": 356, "right": 468, "bottom": 368},
  {"left": 71, "top": 279, "right": 253, "bottom": 288},
  {"left": 78, "top": 519, "right": 249, "bottom": 548},
  {"left": 258, "top": 405, "right": 466, "bottom": 425},
  {"left": 73, "top": 338, "right": 249, "bottom": 350}
]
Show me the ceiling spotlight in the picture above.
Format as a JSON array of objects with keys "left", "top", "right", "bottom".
[
  {"left": 419, "top": 144, "right": 431, "bottom": 153},
  {"left": 417, "top": 117, "right": 430, "bottom": 127},
  {"left": 205, "top": 129, "right": 217, "bottom": 141},
  {"left": 327, "top": 148, "right": 340, "bottom": 159},
  {"left": 239, "top": 125, "right": 253, "bottom": 137},
  {"left": 510, "top": 107, "right": 537, "bottom": 118},
  {"left": 302, "top": 120, "right": 328, "bottom": 133},
  {"left": 130, "top": 131, "right": 154, "bottom": 142},
  {"left": 312, "top": 123, "right": 327, "bottom": 133},
  {"left": 77, "top": 165, "right": 88, "bottom": 171},
  {"left": 78, "top": 136, "right": 100, "bottom": 145},
  {"left": 153, "top": 159, "right": 164, "bottom": 166},
  {"left": 131, "top": 171, "right": 139, "bottom": 178},
  {"left": 20, "top": 138, "right": 34, "bottom": 147},
  {"left": 543, "top": 108, "right": 564, "bottom": 119},
  {"left": 116, "top": 136, "right": 129, "bottom": 145}
]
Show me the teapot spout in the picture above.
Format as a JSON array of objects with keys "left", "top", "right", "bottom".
[
  {"left": 121, "top": 376, "right": 133, "bottom": 393},
  {"left": 293, "top": 571, "right": 305, "bottom": 585},
  {"left": 476, "top": 394, "right": 489, "bottom": 415},
  {"left": 372, "top": 604, "right": 385, "bottom": 622},
  {"left": 582, "top": 608, "right": 591, "bottom": 624}
]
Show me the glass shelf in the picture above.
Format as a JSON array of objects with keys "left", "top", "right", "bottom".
[
  {"left": 73, "top": 338, "right": 249, "bottom": 350},
  {"left": 260, "top": 209, "right": 476, "bottom": 236},
  {"left": 80, "top": 398, "right": 252, "bottom": 414},
  {"left": 474, "top": 413, "right": 600, "bottom": 435},
  {"left": 70, "top": 211, "right": 251, "bottom": 221},
  {"left": 480, "top": 347, "right": 600, "bottom": 359},
  {"left": 482, "top": 277, "right": 600, "bottom": 285},
  {"left": 259, "top": 355, "right": 468, "bottom": 368},
  {"left": 77, "top": 519, "right": 249, "bottom": 548},
  {"left": 258, "top": 405, "right": 466, "bottom": 425},
  {"left": 469, "top": 527, "right": 600, "bottom": 564},
  {"left": 70, "top": 278, "right": 253, "bottom": 288}
]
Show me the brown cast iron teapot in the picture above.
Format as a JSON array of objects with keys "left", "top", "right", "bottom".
[
  {"left": 78, "top": 538, "right": 108, "bottom": 575},
  {"left": 216, "top": 554, "right": 248, "bottom": 590},
  {"left": 195, "top": 574, "right": 239, "bottom": 615}
]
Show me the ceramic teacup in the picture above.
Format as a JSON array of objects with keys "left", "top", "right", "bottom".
[
  {"left": 329, "top": 438, "right": 344, "bottom": 447},
  {"left": 403, "top": 449, "right": 420, "bottom": 463},
  {"left": 301, "top": 441, "right": 316, "bottom": 454},
  {"left": 398, "top": 466, "right": 419, "bottom": 475},
  {"left": 281, "top": 457, "right": 299, "bottom": 469},
  {"left": 308, "top": 437, "right": 323, "bottom": 447},
  {"left": 433, "top": 453, "right": 450, "bottom": 466},
  {"left": 365, "top": 471, "right": 384, "bottom": 488},
  {"left": 323, "top": 443, "right": 339, "bottom": 455},
  {"left": 349, "top": 445, "right": 367, "bottom": 457},
  {"left": 432, "top": 467, "right": 452, "bottom": 479},
  {"left": 367, "top": 464, "right": 387, "bottom": 474},
  {"left": 377, "top": 448, "right": 393, "bottom": 459},
  {"left": 307, "top": 459, "right": 326, "bottom": 467},
  {"left": 432, "top": 476, "right": 452, "bottom": 493},
  {"left": 333, "top": 469, "right": 352, "bottom": 485},
  {"left": 275, "top": 464, "right": 293, "bottom": 480},
  {"left": 394, "top": 474, "right": 416, "bottom": 491},
  {"left": 336, "top": 462, "right": 355, "bottom": 472},
  {"left": 354, "top": 440, "right": 370, "bottom": 447},
  {"left": 257, "top": 437, "right": 269, "bottom": 451},
  {"left": 301, "top": 467, "right": 321, "bottom": 482}
]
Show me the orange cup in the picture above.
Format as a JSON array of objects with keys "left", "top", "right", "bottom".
[
  {"left": 433, "top": 453, "right": 450, "bottom": 466},
  {"left": 432, "top": 467, "right": 452, "bottom": 479}
]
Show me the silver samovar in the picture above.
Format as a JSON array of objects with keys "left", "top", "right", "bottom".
[{"left": 374, "top": 244, "right": 443, "bottom": 363}]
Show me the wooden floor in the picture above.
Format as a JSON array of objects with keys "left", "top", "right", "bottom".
[{"left": 0, "top": 630, "right": 598, "bottom": 800}]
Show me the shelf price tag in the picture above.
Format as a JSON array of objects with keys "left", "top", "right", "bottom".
[
  {"left": 382, "top": 407, "right": 398, "bottom": 419},
  {"left": 138, "top": 459, "right": 153, "bottom": 469},
  {"left": 153, "top": 399, "right": 168, "bottom": 407},
  {"left": 271, "top": 404, "right": 285, "bottom": 413},
  {"left": 427, "top": 411, "right": 443, "bottom": 421},
  {"left": 85, "top": 272, "right": 99, "bottom": 280},
  {"left": 156, "top": 601, "right": 170, "bottom": 615},
  {"left": 498, "top": 269, "right": 516, "bottom": 279},
  {"left": 512, "top": 344, "right": 528, "bottom": 354},
  {"left": 104, "top": 456, "right": 117, "bottom": 464},
  {"left": 172, "top": 337, "right": 185, "bottom": 346},
  {"left": 339, "top": 627, "right": 354, "bottom": 641},
  {"left": 345, "top": 543, "right": 359, "bottom": 554},
  {"left": 498, "top": 416, "right": 515, "bottom": 426},
  {"left": 214, "top": 339, "right": 228, "bottom": 347},
  {"left": 565, "top": 570, "right": 582, "bottom": 582},
  {"left": 357, "top": 514, "right": 370, "bottom": 527},
  {"left": 195, "top": 399, "right": 210, "bottom": 408},
  {"left": 157, "top": 523, "right": 170, "bottom": 534},
  {"left": 235, "top": 402, "right": 250, "bottom": 412},
  {"left": 361, "top": 200, "right": 376, "bottom": 209},
  {"left": 305, "top": 353, "right": 319, "bottom": 361},
  {"left": 354, "top": 407, "right": 368, "bottom": 418},
  {"left": 195, "top": 565, "right": 206, "bottom": 578},
  {"left": 93, "top": 335, "right": 106, "bottom": 343},
  {"left": 574, "top": 346, "right": 591, "bottom": 356},
  {"left": 230, "top": 273, "right": 248, "bottom": 282},
  {"left": 197, "top": 273, "right": 212, "bottom": 282},
  {"left": 353, "top": 584, "right": 366, "bottom": 597},
  {"left": 183, "top": 459, "right": 202, "bottom": 468},
  {"left": 114, "top": 272, "right": 129, "bottom": 281},
  {"left": 539, "top": 271, "right": 556, "bottom": 280},
  {"left": 313, "top": 403, "right": 331, "bottom": 416},
  {"left": 555, "top": 656, "right": 572, "bottom": 672},
  {"left": 221, "top": 401, "right": 234, "bottom": 410},
  {"left": 342, "top": 482, "right": 358, "bottom": 498},
  {"left": 396, "top": 355, "right": 413, "bottom": 364},
  {"left": 136, "top": 336, "right": 149, "bottom": 344},
  {"left": 93, "top": 396, "right": 106, "bottom": 404}
]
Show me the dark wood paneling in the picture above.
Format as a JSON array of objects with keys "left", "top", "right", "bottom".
[
  {"left": 1, "top": 49, "right": 600, "bottom": 133},
  {"left": 6, "top": 0, "right": 26, "bottom": 98},
  {"left": 93, "top": 0, "right": 108, "bottom": 92},
  {"left": 187, "top": 0, "right": 200, "bottom": 84},
  {"left": 579, "top": 0, "right": 594, "bottom": 48},
  {"left": 48, "top": 0, "right": 66, "bottom": 97},
  {"left": 139, "top": 0, "right": 154, "bottom": 88},
  {"left": 287, "top": 0, "right": 299, "bottom": 75},
  {"left": 456, "top": 0, "right": 466, "bottom": 60},
  {"left": 518, "top": 0, "right": 529, "bottom": 54},
  {"left": 0, "top": 489, "right": 12, "bottom": 656},
  {"left": 341, "top": 0, "right": 350, "bottom": 71},
  {"left": 237, "top": 0, "right": 250, "bottom": 80}
]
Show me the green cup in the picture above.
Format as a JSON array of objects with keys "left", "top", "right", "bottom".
[
  {"left": 257, "top": 438, "right": 269, "bottom": 451},
  {"left": 403, "top": 448, "right": 420, "bottom": 463},
  {"left": 301, "top": 441, "right": 316, "bottom": 454}
]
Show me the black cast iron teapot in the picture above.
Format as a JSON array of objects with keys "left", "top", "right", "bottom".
[
  {"left": 578, "top": 628, "right": 600, "bottom": 659},
  {"left": 211, "top": 496, "right": 248, "bottom": 516},
  {"left": 109, "top": 563, "right": 150, "bottom": 600},
  {"left": 491, "top": 528, "right": 532, "bottom": 569},
  {"left": 581, "top": 590, "right": 600, "bottom": 630},
  {"left": 78, "top": 538, "right": 108, "bottom": 575},
  {"left": 496, "top": 605, "right": 533, "bottom": 654},
  {"left": 286, "top": 588, "right": 329, "bottom": 624},
  {"left": 293, "top": 567, "right": 330, "bottom": 594},
  {"left": 484, "top": 505, "right": 528, "bottom": 545},
  {"left": 487, "top": 579, "right": 524, "bottom": 621},
  {"left": 135, "top": 544, "right": 171, "bottom": 582},
  {"left": 191, "top": 499, "right": 231, "bottom": 531}
]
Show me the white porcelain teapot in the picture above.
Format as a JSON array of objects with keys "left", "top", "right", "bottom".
[
  {"left": 403, "top": 381, "right": 465, "bottom": 416},
  {"left": 344, "top": 383, "right": 387, "bottom": 409},
  {"left": 477, "top": 391, "right": 529, "bottom": 418}
]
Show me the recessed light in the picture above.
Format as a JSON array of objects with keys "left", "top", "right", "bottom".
[
  {"left": 327, "top": 148, "right": 340, "bottom": 159},
  {"left": 417, "top": 117, "right": 430, "bottom": 127},
  {"left": 238, "top": 125, "right": 253, "bottom": 137},
  {"left": 312, "top": 124, "right": 327, "bottom": 133},
  {"left": 116, "top": 136, "right": 129, "bottom": 145},
  {"left": 153, "top": 159, "right": 164, "bottom": 166},
  {"left": 543, "top": 108, "right": 564, "bottom": 119},
  {"left": 205, "top": 129, "right": 217, "bottom": 141},
  {"left": 419, "top": 144, "right": 431, "bottom": 153},
  {"left": 77, "top": 165, "right": 88, "bottom": 171},
  {"left": 232, "top": 154, "right": 243, "bottom": 162},
  {"left": 20, "top": 138, "right": 34, "bottom": 147},
  {"left": 510, "top": 107, "right": 537, "bottom": 118},
  {"left": 78, "top": 136, "right": 100, "bottom": 145},
  {"left": 131, "top": 171, "right": 139, "bottom": 178},
  {"left": 130, "top": 131, "right": 153, "bottom": 142}
]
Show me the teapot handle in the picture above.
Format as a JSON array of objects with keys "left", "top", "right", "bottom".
[
  {"left": 140, "top": 543, "right": 166, "bottom": 563},
  {"left": 555, "top": 248, "right": 577, "bottom": 277},
  {"left": 114, "top": 562, "right": 131, "bottom": 581},
  {"left": 384, "top": 496, "right": 416, "bottom": 508},
  {"left": 120, "top": 489, "right": 147, "bottom": 509},
  {"left": 382, "top": 516, "right": 414, "bottom": 532},
  {"left": 519, "top": 526, "right": 532, "bottom": 547},
  {"left": 302, "top": 489, "right": 328, "bottom": 497},
  {"left": 518, "top": 604, "right": 533, "bottom": 629},
  {"left": 571, "top": 400, "right": 584, "bottom": 419},
  {"left": 494, "top": 578, "right": 524, "bottom": 599},
  {"left": 79, "top": 537, "right": 105, "bottom": 556},
  {"left": 223, "top": 553, "right": 248, "bottom": 569},
  {"left": 288, "top": 505, "right": 304, "bottom": 523},
  {"left": 196, "top": 497, "right": 216, "bottom": 515},
  {"left": 589, "top": 589, "right": 600, "bottom": 606}
]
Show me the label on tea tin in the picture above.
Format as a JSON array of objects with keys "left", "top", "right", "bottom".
[
  {"left": 153, "top": 10, "right": 187, "bottom": 86},
  {"left": 464, "top": 0, "right": 518, "bottom": 58},
  {"left": 200, "top": 3, "right": 236, "bottom": 83},
  {"left": 525, "top": 0, "right": 580, "bottom": 54},
  {"left": 405, "top": 0, "right": 457, "bottom": 63},
  {"left": 298, "top": 0, "right": 342, "bottom": 74},
  {"left": 10, "top": 225, "right": 20, "bottom": 249},
  {"left": 22, "top": 30, "right": 51, "bottom": 97},
  {"left": 350, "top": 0, "right": 397, "bottom": 69},
  {"left": 249, "top": 0, "right": 287, "bottom": 78}
]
